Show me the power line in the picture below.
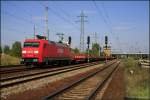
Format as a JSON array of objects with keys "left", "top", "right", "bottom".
[
  {"left": 8, "top": 3, "right": 33, "bottom": 19},
  {"left": 2, "top": 27, "right": 33, "bottom": 39},
  {"left": 93, "top": 1, "right": 112, "bottom": 34},
  {"left": 102, "top": 2, "right": 126, "bottom": 53},
  {"left": 101, "top": 2, "right": 113, "bottom": 33},
  {"left": 3, "top": 27, "right": 25, "bottom": 33},
  {"left": 6, "top": 3, "right": 45, "bottom": 34},
  {"left": 2, "top": 10, "right": 39, "bottom": 38},
  {"left": 40, "top": 2, "right": 79, "bottom": 31},
  {"left": 93, "top": 1, "right": 124, "bottom": 53},
  {"left": 51, "top": 1, "right": 72, "bottom": 18},
  {"left": 2, "top": 10, "right": 33, "bottom": 24},
  {"left": 1, "top": 10, "right": 35, "bottom": 39}
]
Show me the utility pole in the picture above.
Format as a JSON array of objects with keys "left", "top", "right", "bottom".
[
  {"left": 34, "top": 25, "right": 35, "bottom": 39},
  {"left": 94, "top": 32, "right": 98, "bottom": 44},
  {"left": 48, "top": 29, "right": 49, "bottom": 40},
  {"left": 45, "top": 6, "right": 49, "bottom": 40},
  {"left": 76, "top": 11, "right": 88, "bottom": 52}
]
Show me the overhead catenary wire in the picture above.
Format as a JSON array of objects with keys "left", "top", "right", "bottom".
[
  {"left": 40, "top": 2, "right": 80, "bottom": 31},
  {"left": 101, "top": 2, "right": 113, "bottom": 34},
  {"left": 2, "top": 26, "right": 34, "bottom": 41},
  {"left": 2, "top": 10, "right": 33, "bottom": 25},
  {"left": 9, "top": 3, "right": 33, "bottom": 23},
  {"left": 3, "top": 27, "right": 26, "bottom": 33},
  {"left": 93, "top": 0, "right": 112, "bottom": 33},
  {"left": 47, "top": 1, "right": 81, "bottom": 42},
  {"left": 101, "top": 2, "right": 123, "bottom": 53},
  {"left": 51, "top": 1, "right": 72, "bottom": 18},
  {"left": 6, "top": 3, "right": 45, "bottom": 33},
  {"left": 93, "top": 1, "right": 124, "bottom": 53},
  {"left": 2, "top": 10, "right": 42, "bottom": 38}
]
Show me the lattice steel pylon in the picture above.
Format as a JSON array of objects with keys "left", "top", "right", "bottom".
[
  {"left": 76, "top": 11, "right": 88, "bottom": 52},
  {"left": 45, "top": 6, "right": 49, "bottom": 40}
]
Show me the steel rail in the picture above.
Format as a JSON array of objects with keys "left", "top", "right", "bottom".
[
  {"left": 0, "top": 61, "right": 100, "bottom": 74},
  {"left": 0, "top": 64, "right": 23, "bottom": 68},
  {"left": 0, "top": 65, "right": 26, "bottom": 74},
  {"left": 43, "top": 61, "right": 117, "bottom": 100},
  {"left": 0, "top": 61, "right": 99, "bottom": 81},
  {"left": 86, "top": 61, "right": 120, "bottom": 100},
  {"left": 0, "top": 61, "right": 105, "bottom": 88}
]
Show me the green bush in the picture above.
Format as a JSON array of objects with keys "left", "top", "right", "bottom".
[
  {"left": 123, "top": 57, "right": 137, "bottom": 69},
  {"left": 123, "top": 57, "right": 149, "bottom": 98},
  {"left": 1, "top": 54, "right": 20, "bottom": 65}
]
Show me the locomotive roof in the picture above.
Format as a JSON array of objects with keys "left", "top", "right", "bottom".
[
  {"left": 25, "top": 39, "right": 44, "bottom": 42},
  {"left": 24, "top": 39, "right": 68, "bottom": 47}
]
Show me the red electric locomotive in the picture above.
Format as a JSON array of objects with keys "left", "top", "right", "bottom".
[
  {"left": 21, "top": 35, "right": 72, "bottom": 65},
  {"left": 21, "top": 35, "right": 108, "bottom": 66}
]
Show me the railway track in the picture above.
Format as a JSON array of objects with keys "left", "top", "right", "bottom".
[
  {"left": 0, "top": 61, "right": 104, "bottom": 88},
  {"left": 1, "top": 61, "right": 100, "bottom": 81},
  {"left": 0, "top": 65, "right": 26, "bottom": 74},
  {"left": 0, "top": 64, "right": 23, "bottom": 68},
  {"left": 0, "top": 61, "right": 103, "bottom": 75},
  {"left": 0, "top": 62, "right": 102, "bottom": 77},
  {"left": 43, "top": 60, "right": 120, "bottom": 100}
]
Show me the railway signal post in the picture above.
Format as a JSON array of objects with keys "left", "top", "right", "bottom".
[
  {"left": 105, "top": 35, "right": 108, "bottom": 63},
  {"left": 87, "top": 36, "right": 90, "bottom": 63}
]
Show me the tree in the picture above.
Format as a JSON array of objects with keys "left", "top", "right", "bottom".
[
  {"left": 72, "top": 48, "right": 80, "bottom": 54},
  {"left": 0, "top": 46, "right": 2, "bottom": 54},
  {"left": 4, "top": 45, "right": 10, "bottom": 54},
  {"left": 11, "top": 41, "right": 22, "bottom": 57},
  {"left": 91, "top": 43, "right": 100, "bottom": 56},
  {"left": 0, "top": 46, "right": 1, "bottom": 65}
]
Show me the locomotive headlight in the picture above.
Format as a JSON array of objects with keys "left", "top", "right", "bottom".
[
  {"left": 34, "top": 50, "right": 39, "bottom": 54},
  {"left": 22, "top": 50, "right": 26, "bottom": 54}
]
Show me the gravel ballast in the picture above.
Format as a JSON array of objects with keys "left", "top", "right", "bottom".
[{"left": 1, "top": 63, "right": 104, "bottom": 100}]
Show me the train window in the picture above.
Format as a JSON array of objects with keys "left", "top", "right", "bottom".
[{"left": 24, "top": 42, "right": 40, "bottom": 47}]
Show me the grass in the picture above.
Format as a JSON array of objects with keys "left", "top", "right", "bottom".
[
  {"left": 0, "top": 53, "right": 20, "bottom": 66},
  {"left": 123, "top": 57, "right": 149, "bottom": 99}
]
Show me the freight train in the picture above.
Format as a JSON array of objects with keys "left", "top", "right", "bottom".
[{"left": 21, "top": 35, "right": 113, "bottom": 66}]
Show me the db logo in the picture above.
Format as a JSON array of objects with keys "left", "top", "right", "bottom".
[
  {"left": 57, "top": 48, "right": 64, "bottom": 53},
  {"left": 27, "top": 51, "right": 33, "bottom": 53}
]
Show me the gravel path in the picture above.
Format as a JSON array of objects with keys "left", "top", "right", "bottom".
[{"left": 100, "top": 62, "right": 125, "bottom": 100}]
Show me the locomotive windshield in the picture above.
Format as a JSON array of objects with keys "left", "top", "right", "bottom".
[{"left": 24, "top": 42, "right": 40, "bottom": 47}]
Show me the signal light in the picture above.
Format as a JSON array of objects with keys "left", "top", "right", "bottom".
[
  {"left": 87, "top": 36, "right": 90, "bottom": 44},
  {"left": 105, "top": 36, "right": 108, "bottom": 44},
  {"left": 68, "top": 36, "right": 71, "bottom": 45}
]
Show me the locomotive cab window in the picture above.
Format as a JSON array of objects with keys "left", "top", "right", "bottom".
[{"left": 24, "top": 42, "right": 40, "bottom": 47}]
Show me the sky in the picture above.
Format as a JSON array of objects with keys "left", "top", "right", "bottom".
[{"left": 1, "top": 1, "right": 149, "bottom": 54}]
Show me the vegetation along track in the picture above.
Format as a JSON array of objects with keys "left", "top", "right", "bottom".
[
  {"left": 43, "top": 60, "right": 120, "bottom": 100},
  {"left": 0, "top": 61, "right": 104, "bottom": 88}
]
